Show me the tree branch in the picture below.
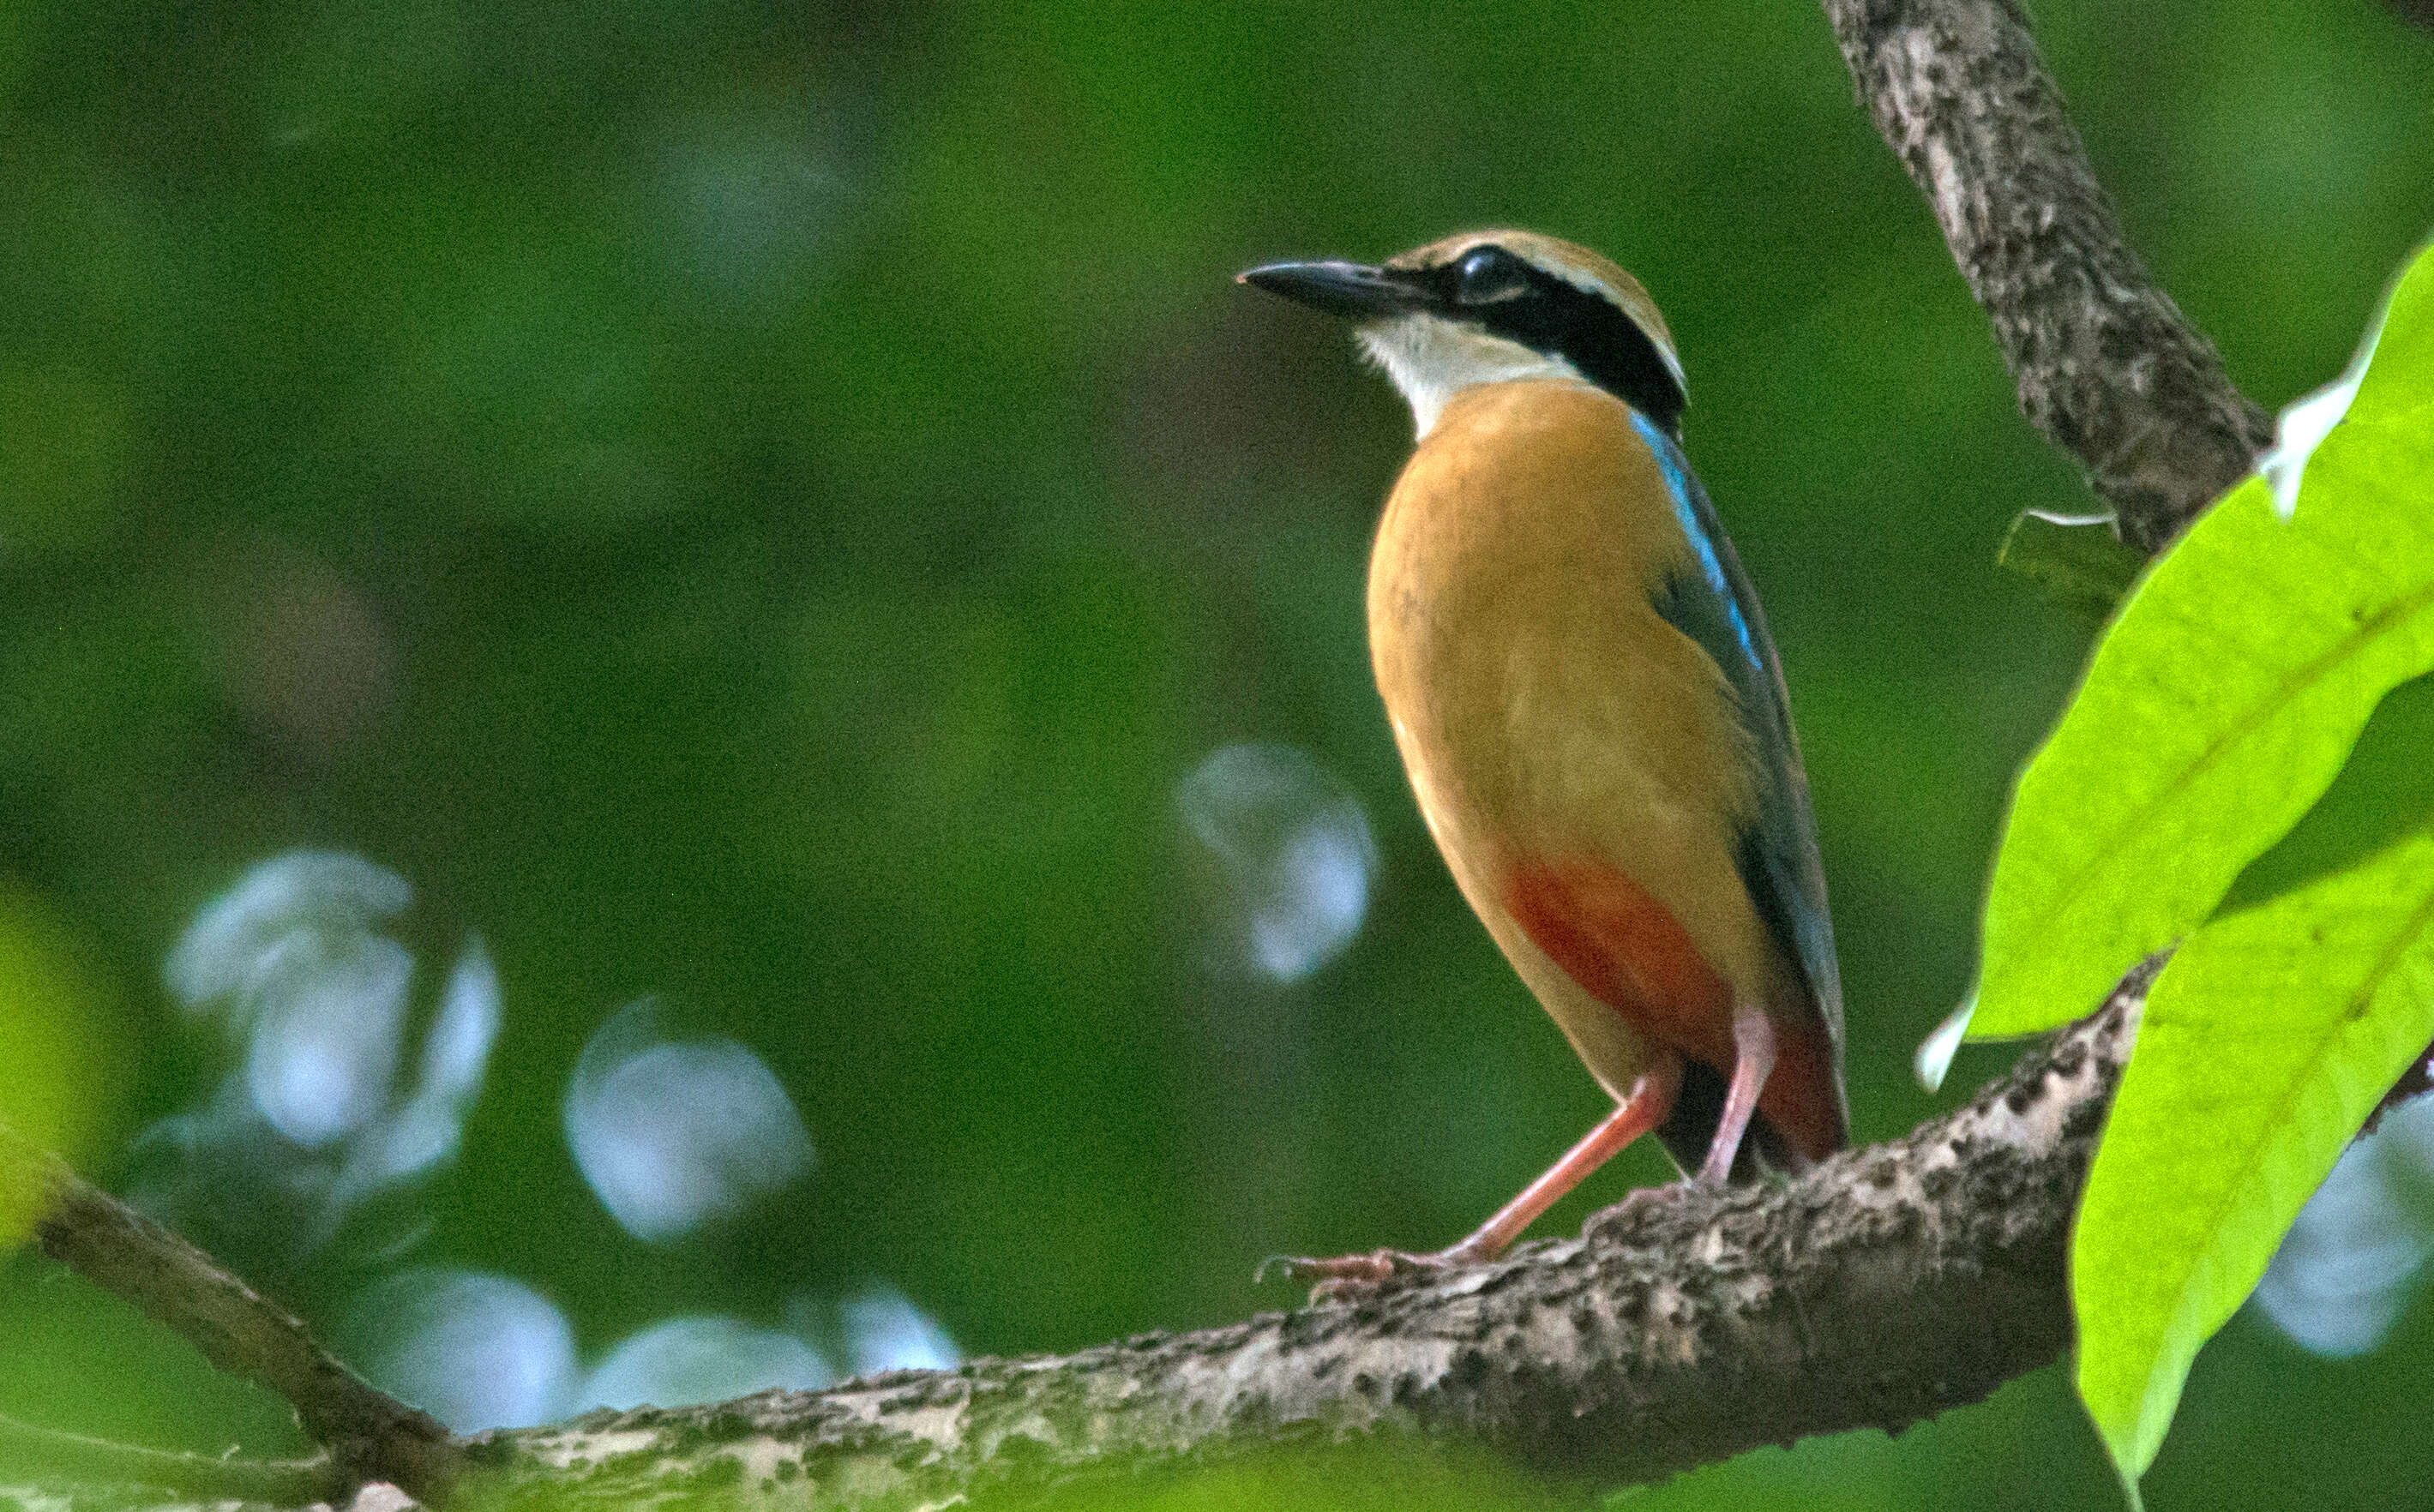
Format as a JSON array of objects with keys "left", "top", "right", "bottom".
[
  {"left": 3, "top": 994, "right": 2137, "bottom": 1509},
  {"left": 452, "top": 992, "right": 2137, "bottom": 1507},
  {"left": 0, "top": 1125, "right": 454, "bottom": 1505},
  {"left": 1818, "top": 0, "right": 2274, "bottom": 551}
]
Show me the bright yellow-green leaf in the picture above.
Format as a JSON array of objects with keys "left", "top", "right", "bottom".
[
  {"left": 1970, "top": 240, "right": 2434, "bottom": 1040},
  {"left": 2351, "top": 243, "right": 2434, "bottom": 428},
  {"left": 0, "top": 880, "right": 121, "bottom": 1246},
  {"left": 2072, "top": 826, "right": 2434, "bottom": 1489},
  {"left": 2221, "top": 671, "right": 2434, "bottom": 915}
]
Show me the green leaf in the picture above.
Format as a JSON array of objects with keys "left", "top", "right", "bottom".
[
  {"left": 1997, "top": 508, "right": 2146, "bottom": 624},
  {"left": 2071, "top": 825, "right": 2434, "bottom": 1488},
  {"left": 2351, "top": 240, "right": 2434, "bottom": 425},
  {"left": 1969, "top": 242, "right": 2434, "bottom": 1039},
  {"left": 2221, "top": 670, "right": 2434, "bottom": 913}
]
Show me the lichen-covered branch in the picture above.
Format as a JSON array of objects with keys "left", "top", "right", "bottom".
[
  {"left": 17, "top": 972, "right": 2418, "bottom": 1511},
  {"left": 1818, "top": 0, "right": 2274, "bottom": 551},
  {"left": 448, "top": 994, "right": 2137, "bottom": 1509}
]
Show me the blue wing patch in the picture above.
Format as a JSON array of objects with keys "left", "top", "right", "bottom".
[
  {"left": 1631, "top": 412, "right": 1758, "bottom": 669},
  {"left": 1628, "top": 414, "right": 1847, "bottom": 1130}
]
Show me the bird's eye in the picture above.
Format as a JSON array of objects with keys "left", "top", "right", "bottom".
[{"left": 1453, "top": 248, "right": 1527, "bottom": 304}]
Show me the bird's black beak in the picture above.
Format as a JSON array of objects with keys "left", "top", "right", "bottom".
[{"left": 1236, "top": 260, "right": 1429, "bottom": 321}]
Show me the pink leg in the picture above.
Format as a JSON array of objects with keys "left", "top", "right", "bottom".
[
  {"left": 1275, "top": 1054, "right": 1682, "bottom": 1287},
  {"left": 1695, "top": 1003, "right": 1777, "bottom": 1186}
]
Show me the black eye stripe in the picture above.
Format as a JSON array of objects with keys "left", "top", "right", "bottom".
[{"left": 1437, "top": 254, "right": 1686, "bottom": 437}]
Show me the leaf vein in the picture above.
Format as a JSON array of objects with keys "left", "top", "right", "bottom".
[
  {"left": 2045, "top": 572, "right": 2434, "bottom": 948},
  {"left": 2137, "top": 873, "right": 2434, "bottom": 1374}
]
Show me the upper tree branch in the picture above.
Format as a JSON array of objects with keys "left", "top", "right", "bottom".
[{"left": 1819, "top": 0, "right": 2274, "bottom": 551}]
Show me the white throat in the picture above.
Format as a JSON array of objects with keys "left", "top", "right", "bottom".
[{"left": 1357, "top": 315, "right": 1584, "bottom": 438}]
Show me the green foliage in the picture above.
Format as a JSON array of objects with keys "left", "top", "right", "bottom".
[
  {"left": 1027, "top": 1443, "right": 1570, "bottom": 1512},
  {"left": 1966, "top": 241, "right": 2434, "bottom": 1497},
  {"left": 2075, "top": 827, "right": 2434, "bottom": 1489},
  {"left": 0, "top": 367, "right": 129, "bottom": 550},
  {"left": 1971, "top": 245, "right": 2434, "bottom": 1041}
]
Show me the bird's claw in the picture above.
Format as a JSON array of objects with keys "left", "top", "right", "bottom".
[{"left": 1256, "top": 1247, "right": 1462, "bottom": 1301}]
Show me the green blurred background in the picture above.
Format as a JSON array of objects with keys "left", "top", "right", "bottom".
[{"left": 3, "top": 0, "right": 2432, "bottom": 1503}]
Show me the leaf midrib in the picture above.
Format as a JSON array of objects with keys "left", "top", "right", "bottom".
[
  {"left": 2111, "top": 866, "right": 2434, "bottom": 1425},
  {"left": 2028, "top": 569, "right": 2434, "bottom": 977}
]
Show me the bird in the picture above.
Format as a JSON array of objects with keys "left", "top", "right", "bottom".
[{"left": 1237, "top": 231, "right": 1847, "bottom": 1284}]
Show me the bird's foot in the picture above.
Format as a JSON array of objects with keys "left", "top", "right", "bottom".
[{"left": 1257, "top": 1245, "right": 1475, "bottom": 1302}]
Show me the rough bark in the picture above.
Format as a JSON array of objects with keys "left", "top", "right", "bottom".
[
  {"left": 1818, "top": 0, "right": 2275, "bottom": 551},
  {"left": 458, "top": 1002, "right": 2133, "bottom": 1509},
  {"left": 1, "top": 997, "right": 2140, "bottom": 1510}
]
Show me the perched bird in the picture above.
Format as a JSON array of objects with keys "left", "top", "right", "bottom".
[{"left": 1239, "top": 231, "right": 1847, "bottom": 1282}]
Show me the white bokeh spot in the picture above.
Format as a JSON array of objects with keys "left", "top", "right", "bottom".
[
  {"left": 575, "top": 1316, "right": 832, "bottom": 1413},
  {"left": 355, "top": 1268, "right": 578, "bottom": 1432},
  {"left": 243, "top": 933, "right": 413, "bottom": 1147},
  {"left": 565, "top": 999, "right": 814, "bottom": 1244},
  {"left": 141, "top": 853, "right": 503, "bottom": 1250},
  {"left": 842, "top": 1283, "right": 961, "bottom": 1376},
  {"left": 2254, "top": 1094, "right": 2434, "bottom": 1357},
  {"left": 1176, "top": 742, "right": 1377, "bottom": 983}
]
